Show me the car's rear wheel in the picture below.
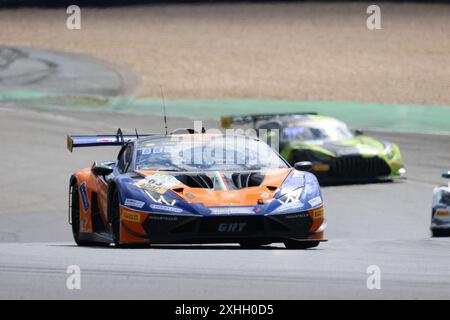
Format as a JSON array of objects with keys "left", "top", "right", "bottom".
[
  {"left": 70, "top": 182, "right": 102, "bottom": 246},
  {"left": 284, "top": 240, "right": 320, "bottom": 249}
]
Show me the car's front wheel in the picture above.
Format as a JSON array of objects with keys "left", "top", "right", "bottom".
[
  {"left": 110, "top": 188, "right": 122, "bottom": 247},
  {"left": 109, "top": 189, "right": 148, "bottom": 248},
  {"left": 284, "top": 240, "right": 320, "bottom": 249}
]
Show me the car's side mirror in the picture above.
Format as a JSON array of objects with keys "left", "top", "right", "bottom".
[
  {"left": 442, "top": 171, "right": 450, "bottom": 179},
  {"left": 294, "top": 161, "right": 313, "bottom": 172},
  {"left": 92, "top": 163, "right": 113, "bottom": 176},
  {"left": 354, "top": 129, "right": 364, "bottom": 136}
]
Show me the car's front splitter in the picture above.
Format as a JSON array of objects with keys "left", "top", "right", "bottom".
[{"left": 136, "top": 211, "right": 325, "bottom": 244}]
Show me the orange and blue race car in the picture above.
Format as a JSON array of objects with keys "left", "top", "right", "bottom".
[{"left": 67, "top": 129, "right": 326, "bottom": 249}]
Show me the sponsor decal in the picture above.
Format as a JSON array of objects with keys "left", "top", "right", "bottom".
[
  {"left": 285, "top": 212, "right": 309, "bottom": 219},
  {"left": 146, "top": 192, "right": 177, "bottom": 206},
  {"left": 140, "top": 146, "right": 170, "bottom": 155},
  {"left": 210, "top": 207, "right": 255, "bottom": 215},
  {"left": 148, "top": 173, "right": 180, "bottom": 185},
  {"left": 309, "top": 207, "right": 324, "bottom": 219},
  {"left": 308, "top": 196, "right": 323, "bottom": 207},
  {"left": 97, "top": 138, "right": 115, "bottom": 143},
  {"left": 133, "top": 181, "right": 166, "bottom": 194},
  {"left": 134, "top": 174, "right": 181, "bottom": 194},
  {"left": 124, "top": 198, "right": 145, "bottom": 209},
  {"left": 150, "top": 204, "right": 183, "bottom": 213},
  {"left": 147, "top": 215, "right": 178, "bottom": 221},
  {"left": 141, "top": 148, "right": 152, "bottom": 155},
  {"left": 217, "top": 222, "right": 247, "bottom": 232},
  {"left": 121, "top": 208, "right": 141, "bottom": 223},
  {"left": 278, "top": 188, "right": 303, "bottom": 205},
  {"left": 272, "top": 201, "right": 304, "bottom": 213},
  {"left": 79, "top": 182, "right": 90, "bottom": 212}
]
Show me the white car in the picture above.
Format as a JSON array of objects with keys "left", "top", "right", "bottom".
[{"left": 431, "top": 171, "right": 450, "bottom": 237}]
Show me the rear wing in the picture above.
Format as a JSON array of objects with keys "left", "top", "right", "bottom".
[
  {"left": 220, "top": 112, "right": 318, "bottom": 129},
  {"left": 67, "top": 128, "right": 153, "bottom": 152}
]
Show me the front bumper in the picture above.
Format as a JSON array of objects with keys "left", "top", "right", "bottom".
[
  {"left": 310, "top": 156, "right": 404, "bottom": 182},
  {"left": 431, "top": 218, "right": 450, "bottom": 231},
  {"left": 137, "top": 211, "right": 325, "bottom": 244},
  {"left": 431, "top": 207, "right": 450, "bottom": 231}
]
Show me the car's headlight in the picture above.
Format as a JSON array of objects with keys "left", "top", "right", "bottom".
[
  {"left": 441, "top": 192, "right": 450, "bottom": 206},
  {"left": 278, "top": 188, "right": 303, "bottom": 205}
]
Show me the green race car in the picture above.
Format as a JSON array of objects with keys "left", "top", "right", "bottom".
[{"left": 221, "top": 112, "right": 405, "bottom": 182}]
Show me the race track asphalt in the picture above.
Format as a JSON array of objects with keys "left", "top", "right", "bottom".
[{"left": 0, "top": 105, "right": 449, "bottom": 299}]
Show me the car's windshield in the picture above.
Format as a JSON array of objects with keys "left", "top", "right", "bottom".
[
  {"left": 283, "top": 122, "right": 353, "bottom": 142},
  {"left": 136, "top": 135, "right": 288, "bottom": 171}
]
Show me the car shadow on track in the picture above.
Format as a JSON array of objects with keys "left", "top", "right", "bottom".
[{"left": 51, "top": 244, "right": 323, "bottom": 250}]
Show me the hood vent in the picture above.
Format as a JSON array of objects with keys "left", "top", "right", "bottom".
[
  {"left": 231, "top": 172, "right": 264, "bottom": 188},
  {"left": 173, "top": 172, "right": 265, "bottom": 190},
  {"left": 175, "top": 174, "right": 214, "bottom": 189}
]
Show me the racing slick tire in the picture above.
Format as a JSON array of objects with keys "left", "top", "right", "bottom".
[
  {"left": 284, "top": 240, "right": 320, "bottom": 249},
  {"left": 110, "top": 188, "right": 124, "bottom": 247},
  {"left": 70, "top": 182, "right": 105, "bottom": 247}
]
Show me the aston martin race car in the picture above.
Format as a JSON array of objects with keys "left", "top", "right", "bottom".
[
  {"left": 431, "top": 171, "right": 450, "bottom": 237},
  {"left": 221, "top": 113, "right": 405, "bottom": 182},
  {"left": 67, "top": 129, "right": 326, "bottom": 249}
]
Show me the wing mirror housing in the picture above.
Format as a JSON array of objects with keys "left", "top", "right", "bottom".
[
  {"left": 294, "top": 161, "right": 313, "bottom": 172},
  {"left": 442, "top": 171, "right": 450, "bottom": 179},
  {"left": 92, "top": 163, "right": 114, "bottom": 176}
]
